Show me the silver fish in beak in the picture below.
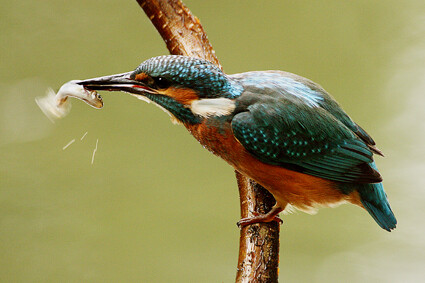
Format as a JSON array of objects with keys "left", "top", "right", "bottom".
[{"left": 36, "top": 80, "right": 103, "bottom": 122}]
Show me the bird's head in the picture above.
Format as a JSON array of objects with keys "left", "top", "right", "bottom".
[{"left": 79, "top": 55, "right": 243, "bottom": 124}]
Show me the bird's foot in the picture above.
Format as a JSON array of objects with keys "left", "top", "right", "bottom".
[
  {"left": 237, "top": 205, "right": 284, "bottom": 227},
  {"left": 237, "top": 213, "right": 283, "bottom": 227}
]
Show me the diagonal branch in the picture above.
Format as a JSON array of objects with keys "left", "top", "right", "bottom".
[
  {"left": 136, "top": 0, "right": 221, "bottom": 68},
  {"left": 136, "top": 1, "right": 280, "bottom": 282}
]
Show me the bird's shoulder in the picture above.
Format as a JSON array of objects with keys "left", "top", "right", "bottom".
[{"left": 231, "top": 70, "right": 328, "bottom": 108}]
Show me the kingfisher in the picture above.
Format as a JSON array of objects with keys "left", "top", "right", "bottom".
[{"left": 78, "top": 55, "right": 397, "bottom": 231}]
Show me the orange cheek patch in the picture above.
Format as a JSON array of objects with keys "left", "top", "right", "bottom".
[
  {"left": 161, "top": 87, "right": 199, "bottom": 105},
  {"left": 134, "top": 73, "right": 149, "bottom": 81}
]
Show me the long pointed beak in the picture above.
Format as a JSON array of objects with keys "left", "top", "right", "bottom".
[{"left": 77, "top": 72, "right": 156, "bottom": 95}]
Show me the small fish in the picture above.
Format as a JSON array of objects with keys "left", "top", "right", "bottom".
[{"left": 36, "top": 80, "right": 103, "bottom": 121}]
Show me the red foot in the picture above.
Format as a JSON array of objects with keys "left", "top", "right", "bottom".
[{"left": 237, "top": 211, "right": 283, "bottom": 227}]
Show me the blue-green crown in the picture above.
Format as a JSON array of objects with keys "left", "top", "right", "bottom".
[{"left": 133, "top": 55, "right": 242, "bottom": 98}]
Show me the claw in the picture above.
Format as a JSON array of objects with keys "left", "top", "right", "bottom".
[
  {"left": 237, "top": 213, "right": 283, "bottom": 227},
  {"left": 236, "top": 205, "right": 285, "bottom": 227}
]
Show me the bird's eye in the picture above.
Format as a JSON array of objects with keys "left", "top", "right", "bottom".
[{"left": 153, "top": 77, "right": 171, "bottom": 89}]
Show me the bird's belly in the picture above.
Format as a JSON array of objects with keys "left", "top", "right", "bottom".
[
  {"left": 186, "top": 121, "right": 360, "bottom": 213},
  {"left": 237, "top": 159, "right": 361, "bottom": 213}
]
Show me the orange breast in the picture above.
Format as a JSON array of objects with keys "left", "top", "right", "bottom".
[{"left": 185, "top": 120, "right": 360, "bottom": 212}]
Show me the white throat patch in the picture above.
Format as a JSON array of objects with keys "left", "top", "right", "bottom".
[{"left": 190, "top": 98, "right": 236, "bottom": 118}]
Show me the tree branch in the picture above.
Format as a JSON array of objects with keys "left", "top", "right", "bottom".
[
  {"left": 136, "top": 1, "right": 280, "bottom": 282},
  {"left": 136, "top": 0, "right": 220, "bottom": 67},
  {"left": 235, "top": 172, "right": 280, "bottom": 282}
]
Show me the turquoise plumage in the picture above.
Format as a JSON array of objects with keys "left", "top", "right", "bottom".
[{"left": 79, "top": 55, "right": 397, "bottom": 231}]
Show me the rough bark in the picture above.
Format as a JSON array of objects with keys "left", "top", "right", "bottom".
[
  {"left": 235, "top": 172, "right": 280, "bottom": 282},
  {"left": 136, "top": 0, "right": 221, "bottom": 68},
  {"left": 136, "top": 1, "right": 280, "bottom": 282}
]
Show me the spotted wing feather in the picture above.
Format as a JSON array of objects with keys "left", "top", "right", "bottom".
[{"left": 231, "top": 98, "right": 382, "bottom": 184}]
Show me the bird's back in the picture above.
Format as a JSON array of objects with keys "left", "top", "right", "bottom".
[{"left": 228, "top": 70, "right": 396, "bottom": 230}]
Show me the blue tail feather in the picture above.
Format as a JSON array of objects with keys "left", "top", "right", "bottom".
[
  {"left": 358, "top": 182, "right": 397, "bottom": 231},
  {"left": 358, "top": 162, "right": 397, "bottom": 231}
]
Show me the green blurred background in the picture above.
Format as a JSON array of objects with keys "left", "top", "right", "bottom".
[{"left": 1, "top": 1, "right": 424, "bottom": 282}]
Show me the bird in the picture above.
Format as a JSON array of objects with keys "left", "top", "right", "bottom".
[{"left": 78, "top": 55, "right": 397, "bottom": 231}]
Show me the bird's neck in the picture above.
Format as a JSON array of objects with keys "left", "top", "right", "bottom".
[{"left": 144, "top": 93, "right": 201, "bottom": 124}]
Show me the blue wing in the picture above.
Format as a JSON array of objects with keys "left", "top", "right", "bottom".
[
  {"left": 231, "top": 71, "right": 383, "bottom": 155},
  {"left": 230, "top": 72, "right": 382, "bottom": 184}
]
